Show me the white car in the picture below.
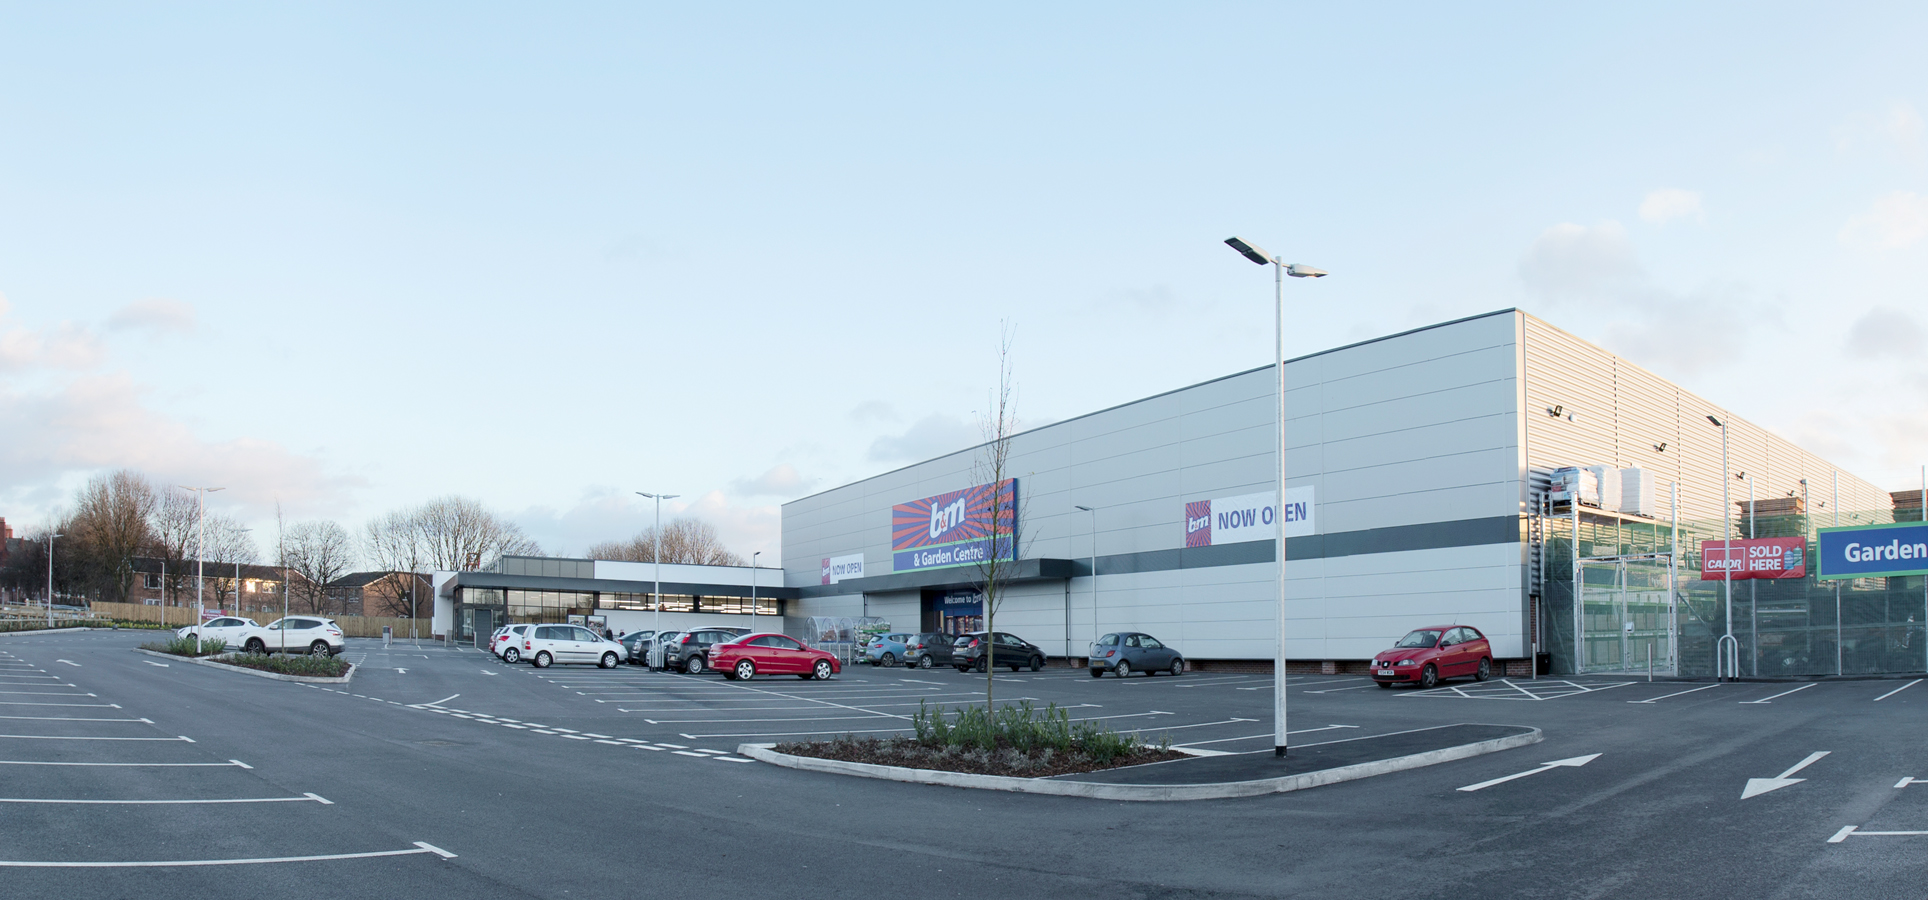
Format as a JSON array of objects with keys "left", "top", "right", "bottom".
[
  {"left": 493, "top": 624, "right": 533, "bottom": 662},
  {"left": 520, "top": 623, "right": 623, "bottom": 669},
  {"left": 175, "top": 617, "right": 259, "bottom": 649},
  {"left": 237, "top": 616, "right": 344, "bottom": 656}
]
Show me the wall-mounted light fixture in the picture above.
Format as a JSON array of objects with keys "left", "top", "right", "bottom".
[
  {"left": 1547, "top": 405, "right": 1564, "bottom": 417},
  {"left": 1654, "top": 442, "right": 1668, "bottom": 452}
]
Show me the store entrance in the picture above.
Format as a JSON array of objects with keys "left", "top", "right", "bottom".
[{"left": 921, "top": 588, "right": 983, "bottom": 636}]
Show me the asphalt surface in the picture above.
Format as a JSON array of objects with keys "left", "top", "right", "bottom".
[{"left": 1, "top": 629, "right": 1923, "bottom": 899}]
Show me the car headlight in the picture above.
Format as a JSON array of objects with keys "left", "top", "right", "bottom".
[{"left": 1396, "top": 659, "right": 1418, "bottom": 666}]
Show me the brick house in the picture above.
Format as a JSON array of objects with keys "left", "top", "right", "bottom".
[
  {"left": 129, "top": 558, "right": 311, "bottom": 615},
  {"left": 326, "top": 572, "right": 433, "bottom": 619}
]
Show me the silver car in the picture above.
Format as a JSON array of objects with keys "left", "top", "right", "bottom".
[{"left": 521, "top": 623, "right": 623, "bottom": 669}]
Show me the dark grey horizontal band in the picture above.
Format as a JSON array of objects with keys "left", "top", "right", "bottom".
[
  {"left": 800, "top": 515, "right": 1522, "bottom": 597},
  {"left": 448, "top": 570, "right": 800, "bottom": 600}
]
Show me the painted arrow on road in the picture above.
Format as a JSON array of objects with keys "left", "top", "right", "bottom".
[
  {"left": 1457, "top": 754, "right": 1601, "bottom": 792},
  {"left": 1743, "top": 751, "right": 1829, "bottom": 799}
]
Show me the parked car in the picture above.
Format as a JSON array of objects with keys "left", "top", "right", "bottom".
[
  {"left": 1371, "top": 625, "right": 1493, "bottom": 688},
  {"left": 901, "top": 632, "right": 957, "bottom": 669},
  {"left": 521, "top": 623, "right": 624, "bottom": 669},
  {"left": 239, "top": 616, "right": 344, "bottom": 656},
  {"left": 175, "top": 616, "right": 260, "bottom": 649},
  {"left": 712, "top": 633, "right": 841, "bottom": 681},
  {"left": 1088, "top": 632, "right": 1184, "bottom": 677},
  {"left": 864, "top": 633, "right": 915, "bottom": 667},
  {"left": 618, "top": 630, "right": 658, "bottom": 665},
  {"left": 952, "top": 631, "right": 1046, "bottom": 673},
  {"left": 493, "top": 624, "right": 534, "bottom": 662},
  {"left": 662, "top": 628, "right": 746, "bottom": 674},
  {"left": 643, "top": 631, "right": 683, "bottom": 669}
]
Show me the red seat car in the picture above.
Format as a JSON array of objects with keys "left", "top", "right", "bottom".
[
  {"left": 712, "top": 633, "right": 841, "bottom": 681},
  {"left": 1370, "top": 625, "right": 1493, "bottom": 688}
]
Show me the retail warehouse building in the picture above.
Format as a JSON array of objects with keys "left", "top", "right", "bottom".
[{"left": 777, "top": 309, "right": 1927, "bottom": 678}]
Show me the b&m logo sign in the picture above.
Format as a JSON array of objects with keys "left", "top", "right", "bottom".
[
  {"left": 1817, "top": 522, "right": 1928, "bottom": 580},
  {"left": 890, "top": 480, "right": 1018, "bottom": 572},
  {"left": 1184, "top": 487, "right": 1315, "bottom": 548}
]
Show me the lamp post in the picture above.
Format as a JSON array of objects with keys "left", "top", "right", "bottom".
[
  {"left": 1226, "top": 236, "right": 1326, "bottom": 758},
  {"left": 180, "top": 486, "right": 225, "bottom": 655},
  {"left": 232, "top": 527, "right": 252, "bottom": 620},
  {"left": 751, "top": 551, "right": 761, "bottom": 630},
  {"left": 46, "top": 533, "right": 63, "bottom": 628},
  {"left": 1074, "top": 504, "right": 1098, "bottom": 663},
  {"left": 1705, "top": 416, "right": 1732, "bottom": 681},
  {"left": 637, "top": 492, "right": 679, "bottom": 666}
]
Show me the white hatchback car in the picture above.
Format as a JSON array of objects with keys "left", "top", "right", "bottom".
[
  {"left": 521, "top": 623, "right": 623, "bottom": 668},
  {"left": 175, "top": 616, "right": 259, "bottom": 649},
  {"left": 493, "top": 624, "right": 533, "bottom": 663}
]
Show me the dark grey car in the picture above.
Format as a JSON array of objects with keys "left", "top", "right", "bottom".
[
  {"left": 1089, "top": 632, "right": 1184, "bottom": 677},
  {"left": 663, "top": 628, "right": 748, "bottom": 674},
  {"left": 618, "top": 630, "right": 657, "bottom": 665},
  {"left": 901, "top": 633, "right": 957, "bottom": 669},
  {"left": 952, "top": 631, "right": 1046, "bottom": 673}
]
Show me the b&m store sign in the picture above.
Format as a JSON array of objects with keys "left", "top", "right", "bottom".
[{"left": 891, "top": 480, "right": 1018, "bottom": 573}]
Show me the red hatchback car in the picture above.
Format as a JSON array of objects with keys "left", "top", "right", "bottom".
[
  {"left": 712, "top": 633, "right": 841, "bottom": 681},
  {"left": 1370, "top": 625, "right": 1493, "bottom": 688}
]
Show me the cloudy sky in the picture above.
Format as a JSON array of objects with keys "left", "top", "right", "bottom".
[{"left": 3, "top": 3, "right": 1924, "bottom": 564}]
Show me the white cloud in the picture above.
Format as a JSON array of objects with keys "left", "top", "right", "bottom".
[
  {"left": 1639, "top": 189, "right": 1705, "bottom": 225},
  {"left": 106, "top": 299, "right": 197, "bottom": 334},
  {"left": 0, "top": 295, "right": 105, "bottom": 372},
  {"left": 1518, "top": 221, "right": 1641, "bottom": 300},
  {"left": 730, "top": 463, "right": 814, "bottom": 498},
  {"left": 516, "top": 488, "right": 778, "bottom": 561},
  {"left": 867, "top": 413, "right": 979, "bottom": 463},
  {"left": 1835, "top": 101, "right": 1927, "bottom": 166},
  {"left": 1839, "top": 191, "right": 1928, "bottom": 250},
  {"left": 1846, "top": 307, "right": 1926, "bottom": 359}
]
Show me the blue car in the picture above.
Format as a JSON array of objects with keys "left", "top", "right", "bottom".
[{"left": 864, "top": 633, "right": 915, "bottom": 667}]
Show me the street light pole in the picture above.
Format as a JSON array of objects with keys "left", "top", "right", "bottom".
[
  {"left": 751, "top": 551, "right": 761, "bottom": 631},
  {"left": 637, "top": 492, "right": 679, "bottom": 666},
  {"left": 1226, "top": 237, "right": 1326, "bottom": 758},
  {"left": 1074, "top": 505, "right": 1097, "bottom": 663},
  {"left": 180, "top": 486, "right": 225, "bottom": 655},
  {"left": 1707, "top": 416, "right": 1732, "bottom": 680},
  {"left": 46, "top": 533, "right": 63, "bottom": 627}
]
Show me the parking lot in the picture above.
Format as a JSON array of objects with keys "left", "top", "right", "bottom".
[{"left": 6, "top": 628, "right": 1926, "bottom": 899}]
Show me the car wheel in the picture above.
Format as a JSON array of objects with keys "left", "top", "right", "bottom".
[
  {"left": 918, "top": 655, "right": 934, "bottom": 669},
  {"left": 600, "top": 652, "right": 619, "bottom": 669},
  {"left": 1475, "top": 657, "right": 1493, "bottom": 681},
  {"left": 685, "top": 655, "right": 705, "bottom": 675},
  {"left": 1115, "top": 660, "right": 1131, "bottom": 678},
  {"left": 1030, "top": 656, "right": 1044, "bottom": 672},
  {"left": 309, "top": 641, "right": 331, "bottom": 657},
  {"left": 1168, "top": 658, "right": 1184, "bottom": 676},
  {"left": 1419, "top": 664, "right": 1438, "bottom": 689},
  {"left": 503, "top": 648, "right": 520, "bottom": 664},
  {"left": 533, "top": 651, "right": 552, "bottom": 668},
  {"left": 244, "top": 638, "right": 265, "bottom": 654},
  {"left": 882, "top": 652, "right": 896, "bottom": 667},
  {"left": 813, "top": 660, "right": 834, "bottom": 680},
  {"left": 1089, "top": 668, "right": 1103, "bottom": 678},
  {"left": 734, "top": 660, "right": 756, "bottom": 681},
  {"left": 974, "top": 658, "right": 988, "bottom": 674}
]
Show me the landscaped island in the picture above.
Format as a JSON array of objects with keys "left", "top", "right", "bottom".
[{"left": 775, "top": 701, "right": 1185, "bottom": 778}]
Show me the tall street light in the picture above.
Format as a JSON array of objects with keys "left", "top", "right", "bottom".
[
  {"left": 46, "top": 533, "right": 63, "bottom": 628},
  {"left": 1074, "top": 504, "right": 1098, "bottom": 663},
  {"left": 1706, "top": 416, "right": 1733, "bottom": 680},
  {"left": 180, "top": 486, "right": 225, "bottom": 655},
  {"left": 637, "top": 492, "right": 679, "bottom": 664},
  {"left": 1225, "top": 236, "right": 1327, "bottom": 758},
  {"left": 751, "top": 550, "right": 761, "bottom": 631}
]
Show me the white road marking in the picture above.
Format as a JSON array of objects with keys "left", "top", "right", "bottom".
[
  {"left": 0, "top": 715, "right": 143, "bottom": 723},
  {"left": 54, "top": 660, "right": 79, "bottom": 667},
  {"left": 1873, "top": 680, "right": 1920, "bottom": 702},
  {"left": 0, "top": 701, "right": 117, "bottom": 708},
  {"left": 0, "top": 691, "right": 95, "bottom": 697},
  {"left": 0, "top": 734, "right": 191, "bottom": 742},
  {"left": 1457, "top": 754, "right": 1602, "bottom": 792},
  {"left": 0, "top": 760, "right": 249, "bottom": 768},
  {"left": 1114, "top": 717, "right": 1259, "bottom": 735},
  {"left": 1894, "top": 777, "right": 1926, "bottom": 788},
  {"left": 0, "top": 842, "right": 457, "bottom": 867},
  {"left": 416, "top": 694, "right": 460, "bottom": 708},
  {"left": 1743, "top": 751, "right": 1829, "bottom": 799},
  {"left": 1828, "top": 826, "right": 1928, "bottom": 842},
  {"left": 1629, "top": 684, "right": 1722, "bottom": 704},
  {"left": 143, "top": 662, "right": 169, "bottom": 668},
  {"left": 1741, "top": 684, "right": 1816, "bottom": 704},
  {"left": 393, "top": 669, "right": 407, "bottom": 674},
  {"left": 1174, "top": 724, "right": 1359, "bottom": 748},
  {"left": 0, "top": 795, "right": 329, "bottom": 805}
]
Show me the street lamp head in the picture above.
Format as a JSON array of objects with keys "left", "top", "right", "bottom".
[
  {"left": 636, "top": 492, "right": 680, "bottom": 501},
  {"left": 1285, "top": 264, "right": 1328, "bottom": 278},
  {"left": 1224, "top": 236, "right": 1274, "bottom": 266},
  {"left": 1073, "top": 505, "right": 1093, "bottom": 511},
  {"left": 1706, "top": 415, "right": 1723, "bottom": 428}
]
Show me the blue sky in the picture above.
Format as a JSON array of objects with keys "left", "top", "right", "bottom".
[{"left": 3, "top": 3, "right": 1924, "bottom": 562}]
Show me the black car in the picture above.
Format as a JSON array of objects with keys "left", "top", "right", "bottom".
[
  {"left": 663, "top": 628, "right": 750, "bottom": 674},
  {"left": 952, "top": 631, "right": 1046, "bottom": 673},
  {"left": 901, "top": 633, "right": 958, "bottom": 669},
  {"left": 1088, "top": 632, "right": 1184, "bottom": 677},
  {"left": 618, "top": 630, "right": 658, "bottom": 665}
]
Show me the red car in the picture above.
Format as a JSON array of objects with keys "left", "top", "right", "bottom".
[
  {"left": 711, "top": 633, "right": 841, "bottom": 681},
  {"left": 1370, "top": 625, "right": 1493, "bottom": 688}
]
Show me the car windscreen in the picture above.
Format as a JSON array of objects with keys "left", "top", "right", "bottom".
[{"left": 1395, "top": 630, "right": 1442, "bottom": 649}]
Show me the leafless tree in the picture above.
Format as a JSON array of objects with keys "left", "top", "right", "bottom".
[
  {"left": 148, "top": 487, "right": 199, "bottom": 609},
  {"left": 585, "top": 518, "right": 745, "bottom": 566},
  {"left": 970, "top": 324, "right": 1030, "bottom": 715},
  {"left": 69, "top": 470, "right": 158, "bottom": 604},
  {"left": 284, "top": 520, "right": 355, "bottom": 614},
  {"left": 200, "top": 515, "right": 258, "bottom": 613},
  {"left": 414, "top": 496, "right": 540, "bottom": 571},
  {"left": 363, "top": 510, "right": 431, "bottom": 621}
]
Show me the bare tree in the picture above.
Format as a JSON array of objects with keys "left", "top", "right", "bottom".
[
  {"left": 284, "top": 520, "right": 355, "bottom": 614},
  {"left": 69, "top": 470, "right": 158, "bottom": 604},
  {"left": 970, "top": 325, "right": 1030, "bottom": 716},
  {"left": 200, "top": 516, "right": 258, "bottom": 613},
  {"left": 363, "top": 510, "right": 430, "bottom": 622},
  {"left": 585, "top": 518, "right": 745, "bottom": 566},
  {"left": 414, "top": 496, "right": 540, "bottom": 571},
  {"left": 148, "top": 487, "right": 199, "bottom": 609}
]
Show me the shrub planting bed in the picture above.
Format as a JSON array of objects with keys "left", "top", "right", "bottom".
[
  {"left": 139, "top": 636, "right": 228, "bottom": 657},
  {"left": 775, "top": 701, "right": 1185, "bottom": 778},
  {"left": 209, "top": 652, "right": 352, "bottom": 678}
]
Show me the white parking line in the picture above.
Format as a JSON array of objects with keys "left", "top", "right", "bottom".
[
  {"left": 0, "top": 701, "right": 118, "bottom": 708},
  {"left": 679, "top": 725, "right": 913, "bottom": 739},
  {"left": 0, "top": 691, "right": 96, "bottom": 697},
  {"left": 1629, "top": 684, "right": 1722, "bottom": 704},
  {"left": 0, "top": 734, "right": 192, "bottom": 742},
  {"left": 1741, "top": 684, "right": 1816, "bottom": 704},
  {"left": 0, "top": 842, "right": 457, "bottom": 868},
  {"left": 0, "top": 715, "right": 144, "bottom": 723},
  {"left": 1873, "top": 680, "right": 1921, "bottom": 702},
  {"left": 0, "top": 795, "right": 330, "bottom": 805},
  {"left": 0, "top": 760, "right": 250, "bottom": 768}
]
